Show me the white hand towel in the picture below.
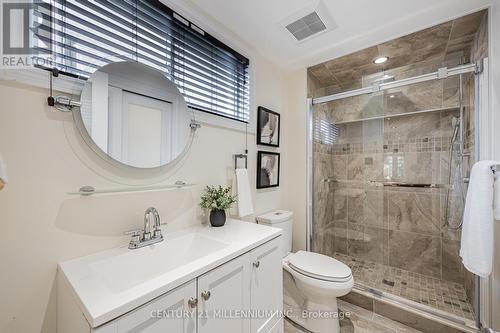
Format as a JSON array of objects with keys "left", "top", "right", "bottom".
[
  {"left": 494, "top": 174, "right": 500, "bottom": 220},
  {"left": 460, "top": 160, "right": 498, "bottom": 277},
  {"left": 236, "top": 168, "right": 254, "bottom": 218},
  {"left": 0, "top": 154, "right": 7, "bottom": 184}
]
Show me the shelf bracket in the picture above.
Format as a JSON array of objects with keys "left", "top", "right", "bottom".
[
  {"left": 437, "top": 67, "right": 448, "bottom": 79},
  {"left": 190, "top": 120, "right": 201, "bottom": 130}
]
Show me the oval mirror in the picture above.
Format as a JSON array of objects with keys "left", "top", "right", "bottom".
[{"left": 74, "top": 61, "right": 194, "bottom": 169}]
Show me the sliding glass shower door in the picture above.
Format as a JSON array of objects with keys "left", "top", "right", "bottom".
[{"left": 310, "top": 69, "right": 477, "bottom": 325}]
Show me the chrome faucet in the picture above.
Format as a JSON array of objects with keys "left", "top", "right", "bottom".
[{"left": 125, "top": 207, "right": 164, "bottom": 249}]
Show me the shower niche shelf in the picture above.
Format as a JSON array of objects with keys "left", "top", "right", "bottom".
[
  {"left": 68, "top": 181, "right": 197, "bottom": 196},
  {"left": 332, "top": 106, "right": 459, "bottom": 125}
]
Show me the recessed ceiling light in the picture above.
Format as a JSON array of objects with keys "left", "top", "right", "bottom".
[{"left": 373, "top": 56, "right": 388, "bottom": 64}]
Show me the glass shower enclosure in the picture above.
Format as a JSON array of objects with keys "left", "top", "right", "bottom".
[{"left": 307, "top": 62, "right": 481, "bottom": 328}]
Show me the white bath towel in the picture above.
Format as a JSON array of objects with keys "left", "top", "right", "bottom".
[
  {"left": 236, "top": 168, "right": 254, "bottom": 218},
  {"left": 460, "top": 160, "right": 498, "bottom": 277},
  {"left": 494, "top": 174, "right": 500, "bottom": 220},
  {"left": 0, "top": 154, "right": 7, "bottom": 184}
]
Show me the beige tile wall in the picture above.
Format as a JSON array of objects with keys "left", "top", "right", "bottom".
[{"left": 312, "top": 73, "right": 466, "bottom": 283}]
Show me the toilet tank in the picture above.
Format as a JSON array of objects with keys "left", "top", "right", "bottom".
[{"left": 256, "top": 210, "right": 293, "bottom": 257}]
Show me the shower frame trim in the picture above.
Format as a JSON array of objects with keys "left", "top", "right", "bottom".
[
  {"left": 311, "top": 63, "right": 477, "bottom": 105},
  {"left": 306, "top": 97, "right": 313, "bottom": 252}
]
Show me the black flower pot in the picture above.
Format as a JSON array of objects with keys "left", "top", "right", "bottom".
[{"left": 209, "top": 209, "right": 226, "bottom": 227}]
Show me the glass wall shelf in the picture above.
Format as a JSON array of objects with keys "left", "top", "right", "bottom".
[{"left": 68, "top": 181, "right": 196, "bottom": 196}]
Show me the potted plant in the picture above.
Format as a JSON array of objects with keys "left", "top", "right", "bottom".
[{"left": 200, "top": 185, "right": 237, "bottom": 227}]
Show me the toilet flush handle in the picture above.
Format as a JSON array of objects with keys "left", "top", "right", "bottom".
[{"left": 253, "top": 260, "right": 260, "bottom": 268}]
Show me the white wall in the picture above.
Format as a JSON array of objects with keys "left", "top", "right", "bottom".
[
  {"left": 283, "top": 69, "right": 308, "bottom": 252},
  {"left": 0, "top": 52, "right": 287, "bottom": 333}
]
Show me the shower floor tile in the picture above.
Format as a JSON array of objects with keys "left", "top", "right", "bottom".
[{"left": 333, "top": 252, "right": 475, "bottom": 322}]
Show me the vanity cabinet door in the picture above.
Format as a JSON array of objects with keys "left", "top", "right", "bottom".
[
  {"left": 249, "top": 236, "right": 283, "bottom": 333},
  {"left": 94, "top": 280, "right": 196, "bottom": 333},
  {"left": 197, "top": 254, "right": 251, "bottom": 333}
]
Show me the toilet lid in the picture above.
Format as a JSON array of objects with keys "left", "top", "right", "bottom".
[{"left": 288, "top": 251, "right": 352, "bottom": 282}]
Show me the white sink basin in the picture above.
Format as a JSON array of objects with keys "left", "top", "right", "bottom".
[
  {"left": 58, "top": 220, "right": 282, "bottom": 327},
  {"left": 90, "top": 233, "right": 228, "bottom": 293}
]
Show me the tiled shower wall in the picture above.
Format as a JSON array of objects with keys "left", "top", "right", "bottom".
[
  {"left": 461, "top": 10, "right": 489, "bottom": 303},
  {"left": 310, "top": 9, "right": 488, "bottom": 316},
  {"left": 312, "top": 76, "right": 469, "bottom": 284}
]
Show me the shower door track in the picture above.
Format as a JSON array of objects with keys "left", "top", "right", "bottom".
[
  {"left": 312, "top": 63, "right": 477, "bottom": 105},
  {"left": 353, "top": 283, "right": 478, "bottom": 331}
]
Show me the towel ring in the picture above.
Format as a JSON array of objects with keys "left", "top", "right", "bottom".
[{"left": 234, "top": 154, "right": 248, "bottom": 169}]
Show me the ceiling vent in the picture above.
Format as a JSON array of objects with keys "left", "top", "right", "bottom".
[
  {"left": 285, "top": 12, "right": 327, "bottom": 41},
  {"left": 279, "top": 1, "right": 336, "bottom": 44}
]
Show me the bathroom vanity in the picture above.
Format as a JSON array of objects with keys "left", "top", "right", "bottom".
[{"left": 57, "top": 220, "right": 283, "bottom": 333}]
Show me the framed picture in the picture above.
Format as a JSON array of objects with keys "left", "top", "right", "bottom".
[
  {"left": 257, "top": 151, "right": 280, "bottom": 189},
  {"left": 257, "top": 106, "right": 280, "bottom": 147}
]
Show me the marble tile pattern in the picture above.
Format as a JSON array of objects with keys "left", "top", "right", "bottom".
[
  {"left": 308, "top": 10, "right": 487, "bottom": 89},
  {"left": 334, "top": 253, "right": 475, "bottom": 322},
  {"left": 311, "top": 75, "right": 467, "bottom": 282},
  {"left": 312, "top": 148, "right": 466, "bottom": 281},
  {"left": 470, "top": 11, "right": 488, "bottom": 62},
  {"left": 460, "top": 10, "right": 486, "bottom": 309},
  {"left": 284, "top": 300, "right": 424, "bottom": 333},
  {"left": 309, "top": 10, "right": 485, "bottom": 323}
]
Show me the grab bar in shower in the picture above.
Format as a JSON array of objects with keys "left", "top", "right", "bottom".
[{"left": 322, "top": 178, "right": 451, "bottom": 189}]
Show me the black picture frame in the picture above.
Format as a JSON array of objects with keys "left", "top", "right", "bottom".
[
  {"left": 257, "top": 106, "right": 280, "bottom": 147},
  {"left": 256, "top": 151, "right": 280, "bottom": 189}
]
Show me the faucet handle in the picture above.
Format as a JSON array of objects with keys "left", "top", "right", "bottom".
[
  {"left": 125, "top": 229, "right": 142, "bottom": 249},
  {"left": 153, "top": 222, "right": 166, "bottom": 239},
  {"left": 124, "top": 229, "right": 142, "bottom": 236}
]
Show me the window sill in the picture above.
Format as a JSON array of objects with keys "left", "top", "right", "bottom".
[{"left": 193, "top": 109, "right": 256, "bottom": 134}]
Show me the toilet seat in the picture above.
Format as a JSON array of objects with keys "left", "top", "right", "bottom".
[{"left": 287, "top": 251, "right": 352, "bottom": 282}]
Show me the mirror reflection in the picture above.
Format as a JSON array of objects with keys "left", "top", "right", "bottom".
[{"left": 77, "top": 62, "right": 193, "bottom": 169}]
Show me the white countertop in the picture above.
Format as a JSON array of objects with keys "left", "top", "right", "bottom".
[{"left": 58, "top": 219, "right": 282, "bottom": 328}]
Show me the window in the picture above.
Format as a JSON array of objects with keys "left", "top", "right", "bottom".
[
  {"left": 314, "top": 118, "right": 339, "bottom": 145},
  {"left": 34, "top": 0, "right": 250, "bottom": 122}
]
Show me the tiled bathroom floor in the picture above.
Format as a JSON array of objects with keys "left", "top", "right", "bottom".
[
  {"left": 284, "top": 300, "right": 423, "bottom": 333},
  {"left": 333, "top": 252, "right": 475, "bottom": 321}
]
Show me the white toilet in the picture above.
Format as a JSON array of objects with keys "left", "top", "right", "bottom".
[{"left": 257, "top": 210, "right": 354, "bottom": 333}]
